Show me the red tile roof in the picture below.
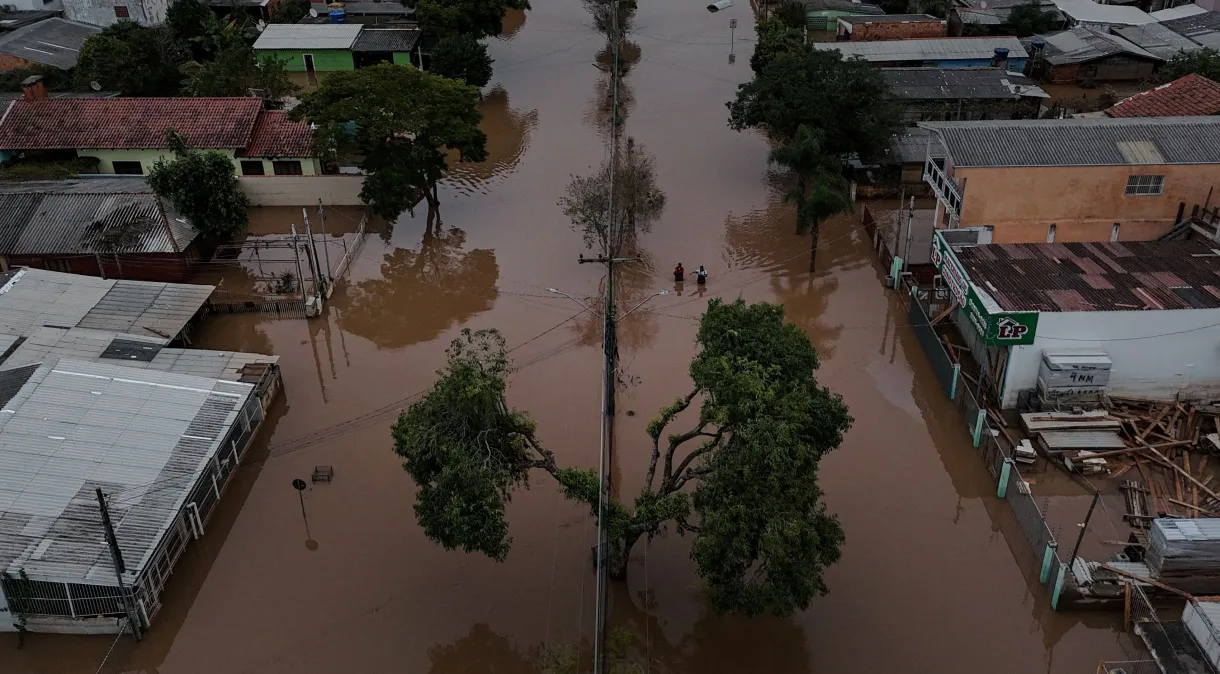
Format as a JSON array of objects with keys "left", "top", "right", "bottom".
[
  {"left": 1105, "top": 74, "right": 1220, "bottom": 119},
  {"left": 237, "top": 111, "right": 314, "bottom": 158},
  {"left": 0, "top": 97, "right": 263, "bottom": 150}
]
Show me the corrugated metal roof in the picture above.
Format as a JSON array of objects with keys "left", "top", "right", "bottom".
[
  {"left": 0, "top": 359, "right": 254, "bottom": 584},
  {"left": 1114, "top": 22, "right": 1204, "bottom": 59},
  {"left": 351, "top": 27, "right": 421, "bottom": 52},
  {"left": 1162, "top": 11, "right": 1220, "bottom": 49},
  {"left": 814, "top": 36, "right": 1027, "bottom": 62},
  {"left": 1037, "top": 430, "right": 1127, "bottom": 449},
  {"left": 0, "top": 179, "right": 196, "bottom": 256},
  {"left": 0, "top": 327, "right": 277, "bottom": 381},
  {"left": 309, "top": 1, "right": 414, "bottom": 15},
  {"left": 1150, "top": 3, "right": 1209, "bottom": 21},
  {"left": 0, "top": 18, "right": 100, "bottom": 70},
  {"left": 887, "top": 128, "right": 946, "bottom": 164},
  {"left": 954, "top": 239, "right": 1220, "bottom": 312},
  {"left": 920, "top": 115, "right": 1220, "bottom": 167},
  {"left": 0, "top": 269, "right": 214, "bottom": 342},
  {"left": 253, "top": 24, "right": 362, "bottom": 50},
  {"left": 1042, "top": 26, "right": 1161, "bottom": 65},
  {"left": 805, "top": 0, "right": 885, "bottom": 13},
  {"left": 1053, "top": 0, "right": 1155, "bottom": 25},
  {"left": 882, "top": 67, "right": 1042, "bottom": 101},
  {"left": 839, "top": 12, "right": 942, "bottom": 23}
]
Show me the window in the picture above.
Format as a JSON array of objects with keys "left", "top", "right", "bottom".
[
  {"left": 1046, "top": 224, "right": 1056, "bottom": 243},
  {"left": 112, "top": 160, "right": 142, "bottom": 175},
  {"left": 1111, "top": 223, "right": 1120, "bottom": 242},
  {"left": 1125, "top": 174, "right": 1164, "bottom": 196},
  {"left": 273, "top": 160, "right": 303, "bottom": 176},
  {"left": 113, "top": 5, "right": 129, "bottom": 17},
  {"left": 240, "top": 160, "right": 265, "bottom": 176}
]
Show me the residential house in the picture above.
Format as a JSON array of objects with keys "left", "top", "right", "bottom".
[
  {"left": 882, "top": 67, "right": 1047, "bottom": 123},
  {"left": 1027, "top": 26, "right": 1162, "bottom": 83},
  {"left": 836, "top": 14, "right": 947, "bottom": 41},
  {"left": 1052, "top": 0, "right": 1156, "bottom": 29},
  {"left": 919, "top": 116, "right": 1220, "bottom": 242},
  {"left": 0, "top": 18, "right": 100, "bottom": 72},
  {"left": 929, "top": 233, "right": 1220, "bottom": 408},
  {"left": 1105, "top": 74, "right": 1220, "bottom": 117},
  {"left": 252, "top": 23, "right": 423, "bottom": 77},
  {"left": 0, "top": 97, "right": 320, "bottom": 177},
  {"left": 62, "top": 0, "right": 170, "bottom": 26},
  {"left": 949, "top": 0, "right": 1063, "bottom": 36},
  {"left": 1159, "top": 10, "right": 1220, "bottom": 49},
  {"left": 0, "top": 179, "right": 201, "bottom": 282},
  {"left": 1113, "top": 21, "right": 1205, "bottom": 59},
  {"left": 813, "top": 36, "right": 1029, "bottom": 68},
  {"left": 803, "top": 0, "right": 884, "bottom": 31}
]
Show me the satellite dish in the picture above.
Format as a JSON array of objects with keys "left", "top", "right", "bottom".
[
  {"left": 256, "top": 21, "right": 265, "bottom": 31},
  {"left": 257, "top": 18, "right": 266, "bottom": 28},
  {"left": 90, "top": 80, "right": 101, "bottom": 91},
  {"left": 309, "top": 8, "right": 318, "bottom": 16}
]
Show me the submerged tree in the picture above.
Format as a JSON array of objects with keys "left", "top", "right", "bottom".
[
  {"left": 416, "top": 0, "right": 532, "bottom": 39},
  {"left": 392, "top": 299, "right": 852, "bottom": 617},
  {"left": 291, "top": 64, "right": 487, "bottom": 220},
  {"left": 148, "top": 131, "right": 249, "bottom": 241},
  {"left": 559, "top": 137, "right": 664, "bottom": 257},
  {"left": 431, "top": 34, "right": 495, "bottom": 88},
  {"left": 769, "top": 125, "right": 852, "bottom": 271}
]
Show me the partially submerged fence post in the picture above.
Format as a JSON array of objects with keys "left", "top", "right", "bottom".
[
  {"left": 997, "top": 458, "right": 1013, "bottom": 498},
  {"left": 971, "top": 409, "right": 985, "bottom": 447},
  {"left": 1040, "top": 542, "right": 1057, "bottom": 583},
  {"left": 949, "top": 363, "right": 960, "bottom": 399},
  {"left": 1051, "top": 561, "right": 1067, "bottom": 610}
]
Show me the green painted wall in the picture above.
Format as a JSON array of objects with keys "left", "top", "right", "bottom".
[
  {"left": 392, "top": 51, "right": 413, "bottom": 66},
  {"left": 256, "top": 49, "right": 355, "bottom": 72},
  {"left": 78, "top": 149, "right": 319, "bottom": 176},
  {"left": 807, "top": 10, "right": 859, "bottom": 31}
]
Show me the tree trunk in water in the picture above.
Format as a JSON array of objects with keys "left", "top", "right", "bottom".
[
  {"left": 809, "top": 218, "right": 820, "bottom": 272},
  {"left": 608, "top": 530, "right": 643, "bottom": 580},
  {"left": 425, "top": 182, "right": 441, "bottom": 225},
  {"left": 795, "top": 176, "right": 808, "bottom": 234}
]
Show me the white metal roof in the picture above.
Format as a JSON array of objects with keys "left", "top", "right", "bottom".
[
  {"left": 1053, "top": 0, "right": 1156, "bottom": 25},
  {"left": 252, "top": 23, "right": 363, "bottom": 50},
  {"left": 0, "top": 269, "right": 214, "bottom": 343},
  {"left": 0, "top": 359, "right": 254, "bottom": 584},
  {"left": 1, "top": 327, "right": 278, "bottom": 380},
  {"left": 1150, "top": 3, "right": 1210, "bottom": 21},
  {"left": 813, "top": 37, "right": 1028, "bottom": 62}
]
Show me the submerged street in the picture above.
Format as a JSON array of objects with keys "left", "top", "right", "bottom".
[{"left": 7, "top": 0, "right": 1147, "bottom": 671}]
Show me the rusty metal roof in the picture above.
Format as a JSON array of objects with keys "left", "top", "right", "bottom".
[{"left": 955, "top": 239, "right": 1220, "bottom": 312}]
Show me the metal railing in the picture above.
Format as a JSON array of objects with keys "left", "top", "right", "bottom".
[
  {"left": 923, "top": 158, "right": 962, "bottom": 219},
  {"left": 1095, "top": 661, "right": 1162, "bottom": 674},
  {"left": 907, "top": 286, "right": 960, "bottom": 400}
]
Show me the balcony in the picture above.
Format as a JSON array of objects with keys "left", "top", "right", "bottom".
[{"left": 923, "top": 157, "right": 962, "bottom": 221}]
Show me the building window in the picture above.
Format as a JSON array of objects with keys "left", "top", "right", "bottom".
[
  {"left": 273, "top": 160, "right": 303, "bottom": 176},
  {"left": 112, "top": 160, "right": 142, "bottom": 175},
  {"left": 1111, "top": 223, "right": 1120, "bottom": 242},
  {"left": 240, "top": 160, "right": 265, "bottom": 176},
  {"left": 1125, "top": 174, "right": 1164, "bottom": 196},
  {"left": 114, "top": 5, "right": 129, "bottom": 17},
  {"left": 1046, "top": 224, "right": 1056, "bottom": 243}
]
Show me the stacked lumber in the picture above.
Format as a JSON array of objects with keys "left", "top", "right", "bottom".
[
  {"left": 1147, "top": 519, "right": 1220, "bottom": 585},
  {"left": 1020, "top": 410, "right": 1126, "bottom": 473}
]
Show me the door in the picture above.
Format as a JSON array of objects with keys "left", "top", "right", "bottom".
[{"left": 303, "top": 54, "right": 317, "bottom": 87}]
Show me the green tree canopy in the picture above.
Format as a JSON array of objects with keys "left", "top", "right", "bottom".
[
  {"left": 772, "top": 0, "right": 808, "bottom": 30},
  {"left": 392, "top": 299, "right": 852, "bottom": 617},
  {"left": 74, "top": 22, "right": 187, "bottom": 96},
  {"left": 431, "top": 34, "right": 495, "bottom": 88},
  {"left": 750, "top": 17, "right": 805, "bottom": 75},
  {"left": 166, "top": 0, "right": 217, "bottom": 57},
  {"left": 148, "top": 131, "right": 250, "bottom": 241},
  {"left": 728, "top": 45, "right": 900, "bottom": 156},
  {"left": 769, "top": 125, "right": 852, "bottom": 269},
  {"left": 1005, "top": 0, "right": 1061, "bottom": 37},
  {"left": 1156, "top": 48, "right": 1220, "bottom": 84},
  {"left": 186, "top": 44, "right": 296, "bottom": 100},
  {"left": 290, "top": 64, "right": 488, "bottom": 220},
  {"left": 416, "top": 0, "right": 531, "bottom": 39}
]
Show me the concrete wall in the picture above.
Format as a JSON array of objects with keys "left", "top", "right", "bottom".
[
  {"left": 64, "top": 0, "right": 167, "bottom": 26},
  {"left": 4, "top": 0, "right": 62, "bottom": 10},
  {"left": 257, "top": 49, "right": 354, "bottom": 72},
  {"left": 78, "top": 149, "right": 319, "bottom": 176},
  {"left": 239, "top": 175, "right": 366, "bottom": 206},
  {"left": 1001, "top": 308, "right": 1220, "bottom": 406},
  {"left": 954, "top": 163, "right": 1218, "bottom": 243},
  {"left": 839, "top": 19, "right": 947, "bottom": 41}
]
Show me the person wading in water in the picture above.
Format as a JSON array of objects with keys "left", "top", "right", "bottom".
[
  {"left": 673, "top": 262, "right": 685, "bottom": 283},
  {"left": 695, "top": 265, "right": 708, "bottom": 285}
]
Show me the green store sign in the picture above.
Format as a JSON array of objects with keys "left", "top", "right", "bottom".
[{"left": 930, "top": 234, "right": 1039, "bottom": 346}]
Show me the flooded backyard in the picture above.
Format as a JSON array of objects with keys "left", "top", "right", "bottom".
[{"left": 6, "top": 1, "right": 1148, "bottom": 672}]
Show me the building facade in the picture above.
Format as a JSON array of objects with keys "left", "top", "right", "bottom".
[
  {"left": 836, "top": 14, "right": 947, "bottom": 41},
  {"left": 62, "top": 0, "right": 170, "bottom": 27},
  {"left": 1030, "top": 26, "right": 1161, "bottom": 84},
  {"left": 814, "top": 37, "right": 1029, "bottom": 69},
  {"left": 920, "top": 116, "right": 1220, "bottom": 243},
  {"left": 929, "top": 233, "right": 1220, "bottom": 409},
  {"left": 252, "top": 23, "right": 421, "bottom": 74}
]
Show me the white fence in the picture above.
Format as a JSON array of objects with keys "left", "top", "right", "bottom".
[{"left": 239, "top": 176, "right": 365, "bottom": 206}]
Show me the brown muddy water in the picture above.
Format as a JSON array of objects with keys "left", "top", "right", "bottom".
[{"left": 6, "top": 2, "right": 1146, "bottom": 672}]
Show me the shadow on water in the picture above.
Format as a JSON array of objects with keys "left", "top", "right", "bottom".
[{"left": 333, "top": 223, "right": 500, "bottom": 349}]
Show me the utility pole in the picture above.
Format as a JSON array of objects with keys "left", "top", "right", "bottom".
[
  {"left": 302, "top": 207, "right": 325, "bottom": 300},
  {"left": 96, "top": 488, "right": 142, "bottom": 642},
  {"left": 317, "top": 200, "right": 333, "bottom": 290},
  {"left": 1068, "top": 490, "right": 1100, "bottom": 572},
  {"left": 290, "top": 224, "right": 307, "bottom": 304}
]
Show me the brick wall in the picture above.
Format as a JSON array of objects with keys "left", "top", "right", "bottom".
[
  {"left": 0, "top": 54, "right": 34, "bottom": 72},
  {"left": 849, "top": 20, "right": 947, "bottom": 41}
]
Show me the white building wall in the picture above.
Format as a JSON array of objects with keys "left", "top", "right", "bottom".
[
  {"left": 5, "top": 0, "right": 63, "bottom": 11},
  {"left": 1002, "top": 308, "right": 1220, "bottom": 407},
  {"left": 63, "top": 0, "right": 168, "bottom": 27}
]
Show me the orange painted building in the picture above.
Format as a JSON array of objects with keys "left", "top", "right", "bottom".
[{"left": 918, "top": 116, "right": 1220, "bottom": 244}]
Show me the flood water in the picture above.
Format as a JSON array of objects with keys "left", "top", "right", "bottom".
[{"left": 6, "top": 2, "right": 1147, "bottom": 672}]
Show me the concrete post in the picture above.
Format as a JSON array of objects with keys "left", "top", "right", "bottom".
[
  {"left": 1040, "top": 542, "right": 1057, "bottom": 583},
  {"left": 972, "top": 409, "right": 986, "bottom": 447},
  {"left": 1051, "top": 562, "right": 1067, "bottom": 610},
  {"left": 949, "top": 363, "right": 960, "bottom": 399},
  {"left": 997, "top": 458, "right": 1013, "bottom": 498}
]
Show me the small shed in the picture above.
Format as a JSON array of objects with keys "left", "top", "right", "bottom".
[
  {"left": 350, "top": 27, "right": 422, "bottom": 68},
  {"left": 1031, "top": 26, "right": 1161, "bottom": 84},
  {"left": 252, "top": 23, "right": 363, "bottom": 73}
]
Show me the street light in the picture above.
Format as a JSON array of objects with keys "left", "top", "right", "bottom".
[
  {"left": 546, "top": 287, "right": 601, "bottom": 317},
  {"left": 618, "top": 290, "right": 669, "bottom": 319}
]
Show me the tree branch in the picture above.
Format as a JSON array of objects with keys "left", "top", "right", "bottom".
[
  {"left": 646, "top": 388, "right": 698, "bottom": 491},
  {"left": 665, "top": 427, "right": 723, "bottom": 492}
]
